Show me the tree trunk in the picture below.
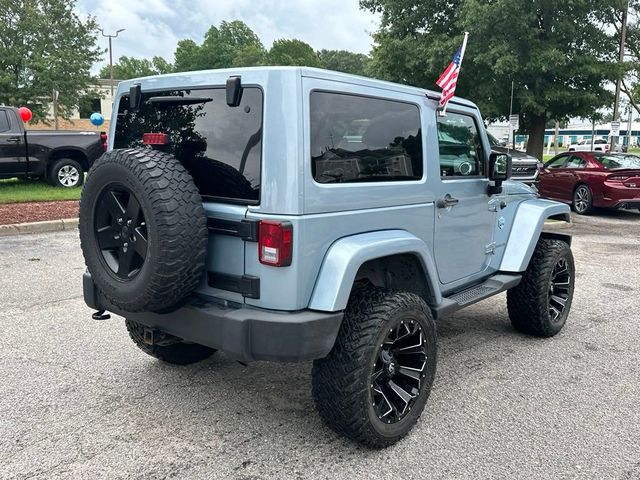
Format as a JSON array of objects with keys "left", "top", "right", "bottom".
[{"left": 526, "top": 113, "right": 546, "bottom": 160}]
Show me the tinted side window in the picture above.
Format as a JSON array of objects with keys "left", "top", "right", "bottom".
[
  {"left": 565, "top": 156, "right": 585, "bottom": 169},
  {"left": 310, "top": 91, "right": 423, "bottom": 183},
  {"left": 0, "top": 111, "right": 10, "bottom": 133},
  {"left": 114, "top": 87, "right": 262, "bottom": 203},
  {"left": 436, "top": 112, "right": 485, "bottom": 177},
  {"left": 545, "top": 156, "right": 567, "bottom": 169}
]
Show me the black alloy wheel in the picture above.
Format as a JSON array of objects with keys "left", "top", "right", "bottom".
[
  {"left": 95, "top": 184, "right": 148, "bottom": 280},
  {"left": 371, "top": 320, "right": 427, "bottom": 424},
  {"left": 548, "top": 257, "right": 571, "bottom": 322},
  {"left": 311, "top": 288, "right": 437, "bottom": 448},
  {"left": 80, "top": 149, "right": 207, "bottom": 312},
  {"left": 507, "top": 239, "right": 575, "bottom": 337}
]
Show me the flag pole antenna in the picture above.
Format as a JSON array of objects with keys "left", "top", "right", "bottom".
[{"left": 438, "top": 31, "right": 469, "bottom": 116}]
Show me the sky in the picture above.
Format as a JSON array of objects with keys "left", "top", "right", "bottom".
[{"left": 76, "top": 0, "right": 380, "bottom": 72}]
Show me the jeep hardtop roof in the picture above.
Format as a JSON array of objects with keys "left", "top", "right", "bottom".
[{"left": 114, "top": 66, "right": 478, "bottom": 110}]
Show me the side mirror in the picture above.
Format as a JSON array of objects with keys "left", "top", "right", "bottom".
[
  {"left": 488, "top": 152, "right": 512, "bottom": 194},
  {"left": 226, "top": 76, "right": 243, "bottom": 107},
  {"left": 489, "top": 152, "right": 512, "bottom": 181}
]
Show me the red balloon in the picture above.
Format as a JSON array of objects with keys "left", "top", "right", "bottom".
[{"left": 18, "top": 107, "right": 32, "bottom": 122}]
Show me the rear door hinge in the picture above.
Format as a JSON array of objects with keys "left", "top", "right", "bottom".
[{"left": 207, "top": 218, "right": 259, "bottom": 242}]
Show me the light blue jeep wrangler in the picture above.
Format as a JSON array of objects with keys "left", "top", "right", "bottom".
[{"left": 80, "top": 67, "right": 575, "bottom": 447}]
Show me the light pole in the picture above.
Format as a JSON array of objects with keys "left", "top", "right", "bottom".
[{"left": 99, "top": 28, "right": 125, "bottom": 98}]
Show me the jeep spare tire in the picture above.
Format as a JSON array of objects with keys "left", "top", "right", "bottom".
[{"left": 79, "top": 149, "right": 208, "bottom": 312}]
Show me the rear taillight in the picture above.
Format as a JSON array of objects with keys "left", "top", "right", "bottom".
[
  {"left": 259, "top": 221, "right": 292, "bottom": 267},
  {"left": 100, "top": 132, "right": 108, "bottom": 152},
  {"left": 142, "top": 133, "right": 169, "bottom": 145},
  {"left": 607, "top": 174, "right": 630, "bottom": 182}
]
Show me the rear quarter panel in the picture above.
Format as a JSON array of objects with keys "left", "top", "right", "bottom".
[
  {"left": 244, "top": 75, "right": 441, "bottom": 310},
  {"left": 244, "top": 204, "right": 436, "bottom": 310},
  {"left": 26, "top": 131, "right": 102, "bottom": 173}
]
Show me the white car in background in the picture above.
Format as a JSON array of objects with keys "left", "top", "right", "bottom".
[{"left": 568, "top": 139, "right": 611, "bottom": 152}]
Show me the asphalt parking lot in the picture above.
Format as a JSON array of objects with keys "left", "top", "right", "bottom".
[{"left": 1, "top": 209, "right": 639, "bottom": 480}]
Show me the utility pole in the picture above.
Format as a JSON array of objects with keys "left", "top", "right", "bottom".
[
  {"left": 99, "top": 28, "right": 125, "bottom": 98},
  {"left": 52, "top": 89, "right": 59, "bottom": 130},
  {"left": 627, "top": 103, "right": 633, "bottom": 150},
  {"left": 611, "top": 0, "right": 629, "bottom": 150},
  {"left": 508, "top": 80, "right": 514, "bottom": 153}
]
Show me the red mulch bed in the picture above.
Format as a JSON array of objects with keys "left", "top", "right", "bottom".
[{"left": 0, "top": 200, "right": 79, "bottom": 225}]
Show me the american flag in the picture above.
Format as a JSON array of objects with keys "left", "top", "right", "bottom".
[{"left": 436, "top": 34, "right": 468, "bottom": 110}]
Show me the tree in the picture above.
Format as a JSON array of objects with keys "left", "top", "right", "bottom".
[
  {"left": 174, "top": 20, "right": 265, "bottom": 71},
  {"left": 266, "top": 39, "right": 321, "bottom": 67},
  {"left": 0, "top": 0, "right": 103, "bottom": 121},
  {"left": 174, "top": 39, "right": 201, "bottom": 72},
  {"left": 362, "top": 0, "right": 621, "bottom": 159},
  {"left": 318, "top": 49, "right": 370, "bottom": 75},
  {"left": 98, "top": 55, "right": 174, "bottom": 80}
]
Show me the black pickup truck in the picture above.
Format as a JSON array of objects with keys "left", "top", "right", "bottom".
[{"left": 0, "top": 106, "right": 106, "bottom": 188}]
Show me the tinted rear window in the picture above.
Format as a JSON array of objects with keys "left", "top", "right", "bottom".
[
  {"left": 0, "top": 111, "right": 10, "bottom": 133},
  {"left": 310, "top": 91, "right": 423, "bottom": 183},
  {"left": 114, "top": 87, "right": 262, "bottom": 203}
]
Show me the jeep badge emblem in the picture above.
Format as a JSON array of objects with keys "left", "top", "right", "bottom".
[{"left": 498, "top": 216, "right": 506, "bottom": 229}]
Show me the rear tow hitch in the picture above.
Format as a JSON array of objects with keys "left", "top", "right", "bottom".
[
  {"left": 142, "top": 327, "right": 181, "bottom": 346},
  {"left": 92, "top": 310, "right": 111, "bottom": 321}
]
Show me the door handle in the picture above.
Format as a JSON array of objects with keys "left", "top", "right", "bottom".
[
  {"left": 6, "top": 136, "right": 21, "bottom": 143},
  {"left": 436, "top": 193, "right": 459, "bottom": 208}
]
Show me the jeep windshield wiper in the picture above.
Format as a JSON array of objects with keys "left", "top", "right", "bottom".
[{"left": 146, "top": 96, "right": 213, "bottom": 106}]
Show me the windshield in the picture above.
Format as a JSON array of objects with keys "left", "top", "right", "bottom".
[
  {"left": 487, "top": 133, "right": 499, "bottom": 146},
  {"left": 598, "top": 154, "right": 640, "bottom": 170}
]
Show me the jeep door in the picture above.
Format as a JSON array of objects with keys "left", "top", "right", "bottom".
[{"left": 433, "top": 108, "right": 495, "bottom": 285}]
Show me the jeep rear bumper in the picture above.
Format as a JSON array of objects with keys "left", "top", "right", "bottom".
[{"left": 83, "top": 272, "right": 343, "bottom": 363}]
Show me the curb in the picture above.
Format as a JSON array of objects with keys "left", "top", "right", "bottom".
[{"left": 0, "top": 218, "right": 78, "bottom": 237}]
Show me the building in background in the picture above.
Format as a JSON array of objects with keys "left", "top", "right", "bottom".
[
  {"left": 542, "top": 122, "right": 639, "bottom": 149},
  {"left": 29, "top": 79, "right": 118, "bottom": 131},
  {"left": 488, "top": 121, "right": 640, "bottom": 152}
]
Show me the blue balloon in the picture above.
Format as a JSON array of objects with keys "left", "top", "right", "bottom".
[{"left": 90, "top": 112, "right": 104, "bottom": 126}]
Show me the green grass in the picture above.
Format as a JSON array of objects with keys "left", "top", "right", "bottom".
[{"left": 0, "top": 178, "right": 81, "bottom": 204}]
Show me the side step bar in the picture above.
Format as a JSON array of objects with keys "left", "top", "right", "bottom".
[{"left": 431, "top": 274, "right": 522, "bottom": 319}]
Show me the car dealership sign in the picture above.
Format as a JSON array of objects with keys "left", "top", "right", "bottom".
[{"left": 610, "top": 121, "right": 620, "bottom": 137}]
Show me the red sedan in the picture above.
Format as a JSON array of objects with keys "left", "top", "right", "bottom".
[{"left": 538, "top": 152, "right": 640, "bottom": 215}]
